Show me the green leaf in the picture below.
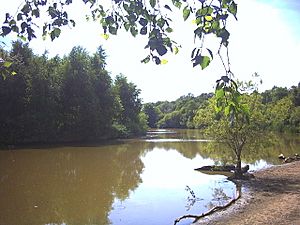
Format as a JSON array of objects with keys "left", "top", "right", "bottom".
[
  {"left": 215, "top": 88, "right": 225, "bottom": 99},
  {"left": 212, "top": 20, "right": 220, "bottom": 30},
  {"left": 18, "top": 35, "right": 27, "bottom": 41},
  {"left": 11, "top": 71, "right": 17, "bottom": 76},
  {"left": 229, "top": 2, "right": 238, "bottom": 18},
  {"left": 17, "top": 13, "right": 23, "bottom": 21},
  {"left": 139, "top": 18, "right": 148, "bottom": 27},
  {"left": 161, "top": 59, "right": 168, "bottom": 64},
  {"left": 205, "top": 15, "right": 213, "bottom": 21},
  {"left": 166, "top": 27, "right": 173, "bottom": 33},
  {"left": 11, "top": 25, "right": 19, "bottom": 33},
  {"left": 50, "top": 28, "right": 61, "bottom": 41},
  {"left": 224, "top": 105, "right": 230, "bottom": 116},
  {"left": 200, "top": 56, "right": 211, "bottom": 70},
  {"left": 150, "top": 0, "right": 156, "bottom": 8},
  {"left": 32, "top": 9, "right": 40, "bottom": 18},
  {"left": 124, "top": 23, "right": 130, "bottom": 31},
  {"left": 101, "top": 33, "right": 109, "bottom": 40},
  {"left": 1, "top": 26, "right": 11, "bottom": 36},
  {"left": 153, "top": 56, "right": 161, "bottom": 65},
  {"left": 3, "top": 61, "right": 13, "bottom": 68},
  {"left": 48, "top": 6, "right": 58, "bottom": 19},
  {"left": 198, "top": 6, "right": 213, "bottom": 16},
  {"left": 9, "top": 19, "right": 16, "bottom": 26},
  {"left": 221, "top": 0, "right": 231, "bottom": 8},
  {"left": 217, "top": 28, "right": 230, "bottom": 44},
  {"left": 141, "top": 55, "right": 150, "bottom": 63},
  {"left": 173, "top": 46, "right": 179, "bottom": 55},
  {"left": 240, "top": 104, "right": 250, "bottom": 114},
  {"left": 130, "top": 26, "right": 138, "bottom": 37},
  {"left": 156, "top": 45, "right": 167, "bottom": 56},
  {"left": 183, "top": 6, "right": 191, "bottom": 21},
  {"left": 21, "top": 3, "right": 30, "bottom": 14},
  {"left": 172, "top": 0, "right": 182, "bottom": 9},
  {"left": 157, "top": 18, "right": 165, "bottom": 28},
  {"left": 140, "top": 26, "right": 147, "bottom": 35},
  {"left": 164, "top": 5, "right": 172, "bottom": 11},
  {"left": 109, "top": 26, "right": 117, "bottom": 35},
  {"left": 215, "top": 105, "right": 222, "bottom": 113}
]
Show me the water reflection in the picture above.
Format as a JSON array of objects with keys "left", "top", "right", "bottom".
[
  {"left": 0, "top": 130, "right": 299, "bottom": 225},
  {"left": 108, "top": 148, "right": 235, "bottom": 225},
  {"left": 146, "top": 129, "right": 300, "bottom": 168},
  {"left": 0, "top": 144, "right": 145, "bottom": 225}
]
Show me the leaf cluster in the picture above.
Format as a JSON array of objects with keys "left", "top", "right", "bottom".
[{"left": 1, "top": 0, "right": 237, "bottom": 67}]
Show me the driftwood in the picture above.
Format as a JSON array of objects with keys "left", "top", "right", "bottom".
[
  {"left": 174, "top": 184, "right": 241, "bottom": 225},
  {"left": 195, "top": 165, "right": 250, "bottom": 174},
  {"left": 194, "top": 165, "right": 235, "bottom": 172},
  {"left": 278, "top": 153, "right": 300, "bottom": 163}
]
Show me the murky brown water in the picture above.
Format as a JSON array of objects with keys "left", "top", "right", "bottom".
[{"left": 0, "top": 130, "right": 299, "bottom": 225}]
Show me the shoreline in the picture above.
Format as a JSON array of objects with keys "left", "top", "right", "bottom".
[{"left": 193, "top": 161, "right": 300, "bottom": 225}]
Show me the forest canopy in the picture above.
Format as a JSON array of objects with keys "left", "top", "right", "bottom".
[
  {"left": 143, "top": 83, "right": 300, "bottom": 133},
  {"left": 0, "top": 41, "right": 148, "bottom": 144}
]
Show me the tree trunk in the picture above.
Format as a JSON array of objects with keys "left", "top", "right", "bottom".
[{"left": 235, "top": 152, "right": 243, "bottom": 178}]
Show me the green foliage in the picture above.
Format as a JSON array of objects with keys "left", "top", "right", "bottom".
[
  {"left": 142, "top": 103, "right": 161, "bottom": 128},
  {"left": 261, "top": 83, "right": 300, "bottom": 133},
  {"left": 265, "top": 96, "right": 294, "bottom": 132},
  {"left": 0, "top": 45, "right": 18, "bottom": 80},
  {"left": 157, "top": 110, "right": 182, "bottom": 128},
  {"left": 192, "top": 77, "right": 300, "bottom": 176},
  {"left": 291, "top": 82, "right": 300, "bottom": 106},
  {"left": 1, "top": 0, "right": 237, "bottom": 68},
  {"left": 143, "top": 80, "right": 300, "bottom": 134},
  {"left": 261, "top": 86, "right": 289, "bottom": 104},
  {"left": 0, "top": 42, "right": 146, "bottom": 144},
  {"left": 143, "top": 93, "right": 213, "bottom": 129},
  {"left": 113, "top": 74, "right": 145, "bottom": 136},
  {"left": 194, "top": 91, "right": 267, "bottom": 176},
  {"left": 289, "top": 106, "right": 300, "bottom": 133}
]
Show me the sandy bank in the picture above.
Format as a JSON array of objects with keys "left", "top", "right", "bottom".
[{"left": 194, "top": 161, "right": 300, "bottom": 225}]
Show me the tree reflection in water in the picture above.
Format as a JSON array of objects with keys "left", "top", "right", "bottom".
[
  {"left": 0, "top": 143, "right": 146, "bottom": 225},
  {"left": 185, "top": 185, "right": 204, "bottom": 211}
]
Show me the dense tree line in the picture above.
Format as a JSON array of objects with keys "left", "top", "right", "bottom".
[
  {"left": 0, "top": 41, "right": 147, "bottom": 144},
  {"left": 144, "top": 84, "right": 300, "bottom": 133},
  {"left": 143, "top": 93, "right": 213, "bottom": 129}
]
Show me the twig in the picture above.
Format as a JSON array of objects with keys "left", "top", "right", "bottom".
[{"left": 174, "top": 185, "right": 241, "bottom": 225}]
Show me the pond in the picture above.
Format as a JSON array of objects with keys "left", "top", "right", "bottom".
[{"left": 0, "top": 129, "right": 299, "bottom": 225}]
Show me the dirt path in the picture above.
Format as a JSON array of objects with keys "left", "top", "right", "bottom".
[{"left": 194, "top": 161, "right": 300, "bottom": 225}]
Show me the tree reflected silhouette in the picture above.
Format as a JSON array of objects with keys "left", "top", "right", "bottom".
[
  {"left": 0, "top": 144, "right": 146, "bottom": 225},
  {"left": 150, "top": 130, "right": 300, "bottom": 166}
]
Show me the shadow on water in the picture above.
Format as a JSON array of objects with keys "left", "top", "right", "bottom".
[{"left": 0, "top": 143, "right": 146, "bottom": 225}]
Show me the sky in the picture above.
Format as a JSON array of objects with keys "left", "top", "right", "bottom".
[{"left": 1, "top": 0, "right": 300, "bottom": 103}]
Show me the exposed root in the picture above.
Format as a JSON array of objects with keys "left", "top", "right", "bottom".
[{"left": 174, "top": 184, "right": 241, "bottom": 225}]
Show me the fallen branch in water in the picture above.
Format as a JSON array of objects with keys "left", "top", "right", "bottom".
[{"left": 174, "top": 184, "right": 241, "bottom": 225}]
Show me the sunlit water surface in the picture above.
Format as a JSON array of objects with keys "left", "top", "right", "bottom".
[{"left": 0, "top": 129, "right": 299, "bottom": 225}]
